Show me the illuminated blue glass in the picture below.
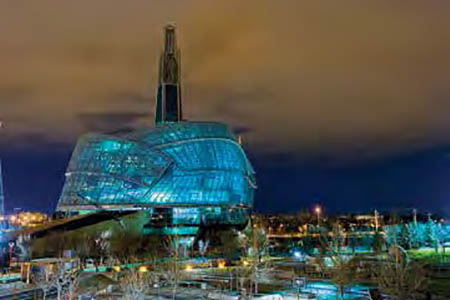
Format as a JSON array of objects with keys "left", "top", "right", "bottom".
[{"left": 57, "top": 122, "right": 255, "bottom": 228}]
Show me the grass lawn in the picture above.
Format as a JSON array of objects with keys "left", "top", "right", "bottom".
[{"left": 408, "top": 248, "right": 450, "bottom": 262}]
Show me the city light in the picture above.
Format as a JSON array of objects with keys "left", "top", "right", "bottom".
[
  {"left": 315, "top": 206, "right": 321, "bottom": 215},
  {"left": 315, "top": 205, "right": 322, "bottom": 225},
  {"left": 138, "top": 266, "right": 148, "bottom": 273},
  {"left": 218, "top": 260, "right": 226, "bottom": 269},
  {"left": 8, "top": 212, "right": 48, "bottom": 227}
]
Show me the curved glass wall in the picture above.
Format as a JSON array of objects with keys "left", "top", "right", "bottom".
[{"left": 57, "top": 122, "right": 255, "bottom": 230}]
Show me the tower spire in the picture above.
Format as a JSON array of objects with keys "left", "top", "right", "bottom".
[{"left": 155, "top": 24, "right": 183, "bottom": 124}]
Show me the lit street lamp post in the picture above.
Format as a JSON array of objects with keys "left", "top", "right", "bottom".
[{"left": 315, "top": 206, "right": 321, "bottom": 226}]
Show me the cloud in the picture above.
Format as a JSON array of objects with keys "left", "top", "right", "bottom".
[
  {"left": 1, "top": 0, "right": 450, "bottom": 160},
  {"left": 0, "top": 131, "right": 70, "bottom": 153},
  {"left": 232, "top": 126, "right": 251, "bottom": 135},
  {"left": 77, "top": 111, "right": 149, "bottom": 132}
]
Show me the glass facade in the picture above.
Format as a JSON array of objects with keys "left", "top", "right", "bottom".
[
  {"left": 57, "top": 25, "right": 255, "bottom": 236},
  {"left": 57, "top": 122, "right": 256, "bottom": 234}
]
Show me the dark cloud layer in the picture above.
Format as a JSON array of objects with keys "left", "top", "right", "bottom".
[
  {"left": 77, "top": 111, "right": 148, "bottom": 132},
  {"left": 1, "top": 0, "right": 450, "bottom": 157},
  {"left": 1, "top": 1, "right": 450, "bottom": 214}
]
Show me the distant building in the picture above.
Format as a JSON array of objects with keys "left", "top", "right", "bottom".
[
  {"left": 56, "top": 25, "right": 256, "bottom": 239},
  {"left": 9, "top": 212, "right": 49, "bottom": 228}
]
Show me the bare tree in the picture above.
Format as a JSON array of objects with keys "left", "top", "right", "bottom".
[
  {"left": 329, "top": 255, "right": 360, "bottom": 299},
  {"left": 67, "top": 233, "right": 97, "bottom": 270},
  {"left": 198, "top": 239, "right": 209, "bottom": 257},
  {"left": 247, "top": 258, "right": 273, "bottom": 296},
  {"left": 110, "top": 231, "right": 142, "bottom": 264},
  {"left": 52, "top": 259, "right": 81, "bottom": 300},
  {"left": 376, "top": 258, "right": 427, "bottom": 300},
  {"left": 238, "top": 225, "right": 268, "bottom": 262},
  {"left": 119, "top": 268, "right": 153, "bottom": 300},
  {"left": 158, "top": 235, "right": 184, "bottom": 300},
  {"left": 140, "top": 235, "right": 165, "bottom": 267},
  {"left": 94, "top": 231, "right": 111, "bottom": 266},
  {"left": 33, "top": 271, "right": 56, "bottom": 300},
  {"left": 237, "top": 223, "right": 269, "bottom": 295},
  {"left": 66, "top": 270, "right": 81, "bottom": 300},
  {"left": 318, "top": 223, "right": 360, "bottom": 299}
]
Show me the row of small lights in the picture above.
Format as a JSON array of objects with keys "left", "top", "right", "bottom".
[
  {"left": 263, "top": 205, "right": 323, "bottom": 231},
  {"left": 113, "top": 260, "right": 232, "bottom": 274},
  {"left": 2, "top": 213, "right": 47, "bottom": 223}
]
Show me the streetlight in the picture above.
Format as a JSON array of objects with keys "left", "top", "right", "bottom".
[
  {"left": 218, "top": 260, "right": 226, "bottom": 269},
  {"left": 293, "top": 277, "right": 306, "bottom": 300},
  {"left": 315, "top": 206, "right": 321, "bottom": 225},
  {"left": 138, "top": 265, "right": 148, "bottom": 273},
  {"left": 113, "top": 266, "right": 121, "bottom": 272}
]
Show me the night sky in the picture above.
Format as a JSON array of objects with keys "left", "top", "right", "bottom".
[{"left": 1, "top": 1, "right": 450, "bottom": 216}]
